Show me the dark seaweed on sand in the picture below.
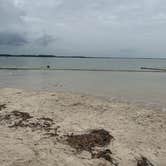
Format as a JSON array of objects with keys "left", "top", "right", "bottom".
[
  {"left": 137, "top": 156, "right": 154, "bottom": 166},
  {"left": 8, "top": 112, "right": 54, "bottom": 132},
  {"left": 0, "top": 110, "right": 59, "bottom": 136},
  {"left": 91, "top": 149, "right": 119, "bottom": 166},
  {"left": 0, "top": 110, "right": 32, "bottom": 124},
  {"left": 10, "top": 110, "right": 33, "bottom": 120},
  {"left": 0, "top": 104, "right": 6, "bottom": 111},
  {"left": 66, "top": 129, "right": 114, "bottom": 152},
  {"left": 66, "top": 129, "right": 118, "bottom": 165}
]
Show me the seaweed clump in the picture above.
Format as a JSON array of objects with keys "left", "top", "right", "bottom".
[
  {"left": 137, "top": 156, "right": 154, "bottom": 166},
  {"left": 66, "top": 129, "right": 118, "bottom": 164},
  {"left": 66, "top": 129, "right": 114, "bottom": 152}
]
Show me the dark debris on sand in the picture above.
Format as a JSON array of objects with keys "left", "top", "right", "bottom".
[
  {"left": 10, "top": 110, "right": 33, "bottom": 121},
  {"left": 0, "top": 109, "right": 157, "bottom": 166},
  {"left": 137, "top": 156, "right": 154, "bottom": 166},
  {"left": 0, "top": 104, "right": 6, "bottom": 111},
  {"left": 91, "top": 149, "right": 119, "bottom": 166},
  {"left": 44, "top": 126, "right": 60, "bottom": 137},
  {"left": 0, "top": 110, "right": 59, "bottom": 137},
  {"left": 66, "top": 129, "right": 114, "bottom": 152},
  {"left": 66, "top": 129, "right": 118, "bottom": 165}
]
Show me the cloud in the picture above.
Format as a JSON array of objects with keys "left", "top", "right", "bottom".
[
  {"left": 0, "top": 0, "right": 25, "bottom": 31},
  {"left": 35, "top": 34, "right": 56, "bottom": 46},
  {"left": 0, "top": 32, "right": 28, "bottom": 46},
  {"left": 1, "top": 0, "right": 166, "bottom": 57}
]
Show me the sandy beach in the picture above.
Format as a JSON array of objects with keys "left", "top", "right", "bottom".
[{"left": 0, "top": 88, "right": 165, "bottom": 166}]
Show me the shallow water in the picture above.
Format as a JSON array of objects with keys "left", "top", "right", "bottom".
[
  {"left": 0, "top": 57, "right": 166, "bottom": 70},
  {"left": 0, "top": 69, "right": 166, "bottom": 110},
  {"left": 0, "top": 57, "right": 166, "bottom": 110}
]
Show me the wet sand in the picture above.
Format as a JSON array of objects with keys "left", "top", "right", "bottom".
[{"left": 0, "top": 88, "right": 166, "bottom": 166}]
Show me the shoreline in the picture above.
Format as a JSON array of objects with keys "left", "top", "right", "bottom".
[
  {"left": 1, "top": 67, "right": 166, "bottom": 73},
  {"left": 0, "top": 88, "right": 166, "bottom": 166},
  {"left": 1, "top": 70, "right": 166, "bottom": 110},
  {"left": 1, "top": 85, "right": 166, "bottom": 112}
]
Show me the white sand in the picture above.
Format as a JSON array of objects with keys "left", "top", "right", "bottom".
[{"left": 0, "top": 88, "right": 165, "bottom": 166}]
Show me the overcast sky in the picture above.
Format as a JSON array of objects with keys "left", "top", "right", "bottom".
[{"left": 0, "top": 0, "right": 166, "bottom": 57}]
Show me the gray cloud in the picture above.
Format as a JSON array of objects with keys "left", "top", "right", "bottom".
[
  {"left": 0, "top": 0, "right": 25, "bottom": 31},
  {"left": 0, "top": 32, "right": 28, "bottom": 46},
  {"left": 35, "top": 34, "right": 56, "bottom": 46},
  {"left": 1, "top": 0, "right": 166, "bottom": 57}
]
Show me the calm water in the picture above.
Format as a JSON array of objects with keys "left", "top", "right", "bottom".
[
  {"left": 0, "top": 57, "right": 166, "bottom": 70},
  {"left": 0, "top": 57, "right": 166, "bottom": 110}
]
